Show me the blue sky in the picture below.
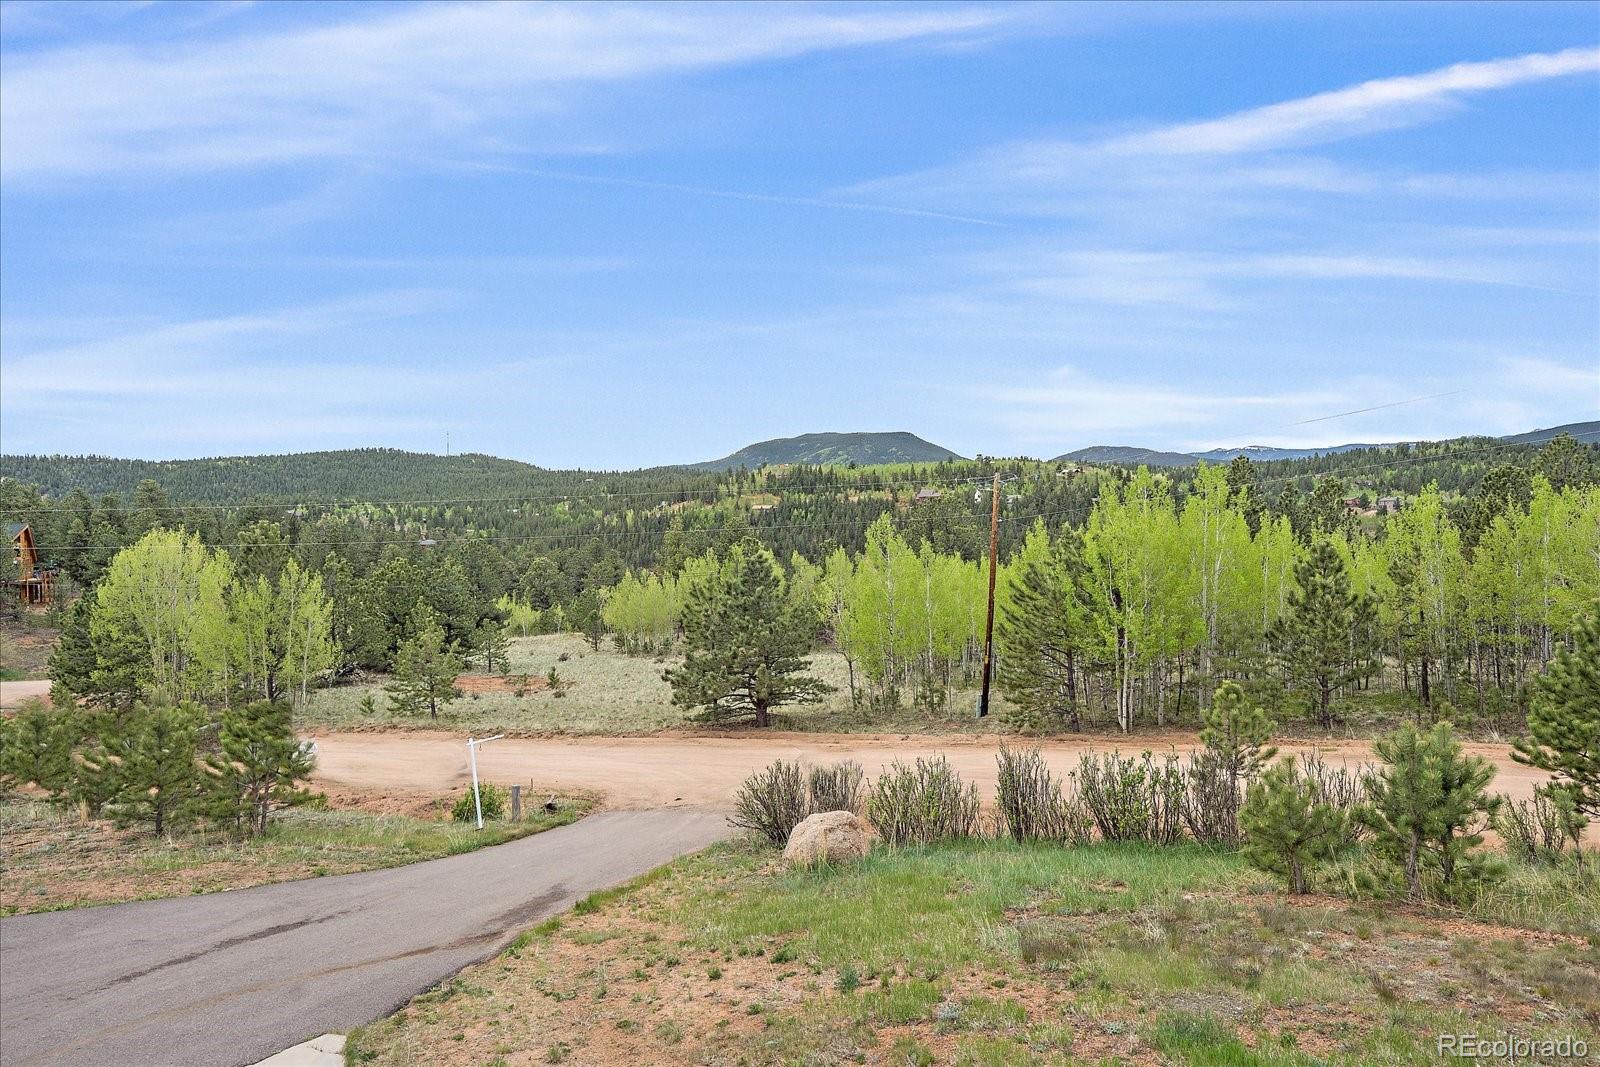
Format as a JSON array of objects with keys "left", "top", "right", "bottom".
[{"left": 1, "top": 1, "right": 1596, "bottom": 468}]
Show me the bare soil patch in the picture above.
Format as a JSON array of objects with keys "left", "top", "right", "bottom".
[
  {"left": 455, "top": 673, "right": 548, "bottom": 695},
  {"left": 308, "top": 728, "right": 1561, "bottom": 813}
]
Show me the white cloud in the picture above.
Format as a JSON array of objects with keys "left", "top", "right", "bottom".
[
  {"left": 983, "top": 358, "right": 1598, "bottom": 456},
  {"left": 1106, "top": 47, "right": 1600, "bottom": 156},
  {"left": 0, "top": 2, "right": 1016, "bottom": 181},
  {"left": 970, "top": 247, "right": 1567, "bottom": 311},
  {"left": 984, "top": 365, "right": 1341, "bottom": 442},
  {"left": 848, "top": 48, "right": 1600, "bottom": 220}
]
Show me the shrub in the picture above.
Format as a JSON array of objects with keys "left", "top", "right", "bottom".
[
  {"left": 1180, "top": 752, "right": 1238, "bottom": 846},
  {"left": 995, "top": 746, "right": 1090, "bottom": 845},
  {"left": 1495, "top": 783, "right": 1586, "bottom": 865},
  {"left": 451, "top": 782, "right": 508, "bottom": 823},
  {"left": 729, "top": 760, "right": 809, "bottom": 845},
  {"left": 1075, "top": 752, "right": 1183, "bottom": 845},
  {"left": 808, "top": 760, "right": 865, "bottom": 815},
  {"left": 868, "top": 756, "right": 981, "bottom": 847},
  {"left": 1240, "top": 758, "right": 1348, "bottom": 894}
]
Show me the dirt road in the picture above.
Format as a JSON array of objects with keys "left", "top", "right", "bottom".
[
  {"left": 310, "top": 729, "right": 1559, "bottom": 810},
  {"left": 0, "top": 679, "right": 51, "bottom": 709},
  {"left": 0, "top": 810, "right": 728, "bottom": 1067}
]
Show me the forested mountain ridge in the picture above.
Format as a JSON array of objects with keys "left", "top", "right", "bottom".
[
  {"left": 0, "top": 449, "right": 564, "bottom": 503},
  {"left": 1054, "top": 445, "right": 1196, "bottom": 468},
  {"left": 1189, "top": 443, "right": 1388, "bottom": 463},
  {"left": 1060, "top": 420, "right": 1599, "bottom": 468},
  {"left": 685, "top": 431, "right": 964, "bottom": 471}
]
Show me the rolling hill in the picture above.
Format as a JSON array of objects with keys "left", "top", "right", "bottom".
[
  {"left": 685, "top": 431, "right": 964, "bottom": 471},
  {"left": 0, "top": 449, "right": 557, "bottom": 503},
  {"left": 1053, "top": 445, "right": 1197, "bottom": 468},
  {"left": 1057, "top": 421, "right": 1598, "bottom": 468}
]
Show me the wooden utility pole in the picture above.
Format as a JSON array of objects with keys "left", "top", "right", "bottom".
[{"left": 978, "top": 472, "right": 1001, "bottom": 717}]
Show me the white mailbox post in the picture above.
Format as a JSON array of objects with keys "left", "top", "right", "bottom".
[{"left": 465, "top": 734, "right": 505, "bottom": 830}]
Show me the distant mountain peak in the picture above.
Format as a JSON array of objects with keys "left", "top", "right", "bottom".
[
  {"left": 686, "top": 431, "right": 964, "bottom": 471},
  {"left": 1055, "top": 420, "right": 1597, "bottom": 469}
]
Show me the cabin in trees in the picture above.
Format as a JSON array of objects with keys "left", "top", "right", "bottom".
[{"left": 7, "top": 523, "right": 56, "bottom": 606}]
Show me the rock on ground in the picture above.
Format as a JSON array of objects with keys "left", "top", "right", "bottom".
[{"left": 783, "top": 810, "right": 872, "bottom": 866}]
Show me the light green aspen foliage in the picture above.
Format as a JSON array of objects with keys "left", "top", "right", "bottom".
[
  {"left": 90, "top": 529, "right": 235, "bottom": 705},
  {"left": 1380, "top": 486, "right": 1467, "bottom": 705}
]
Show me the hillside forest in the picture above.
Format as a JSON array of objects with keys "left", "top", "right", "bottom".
[{"left": 2, "top": 431, "right": 1597, "bottom": 735}]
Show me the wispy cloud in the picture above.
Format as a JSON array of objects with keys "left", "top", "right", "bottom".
[
  {"left": 1107, "top": 47, "right": 1600, "bottom": 156},
  {"left": 1, "top": 2, "right": 1017, "bottom": 181},
  {"left": 849, "top": 47, "right": 1600, "bottom": 219},
  {"left": 984, "top": 357, "right": 1597, "bottom": 456}
]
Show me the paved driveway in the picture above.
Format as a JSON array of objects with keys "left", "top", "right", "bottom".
[{"left": 0, "top": 810, "right": 729, "bottom": 1067}]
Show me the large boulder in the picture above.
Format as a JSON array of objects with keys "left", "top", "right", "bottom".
[{"left": 783, "top": 810, "right": 872, "bottom": 867}]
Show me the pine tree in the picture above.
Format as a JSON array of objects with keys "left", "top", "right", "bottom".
[
  {"left": 1270, "top": 539, "right": 1375, "bottom": 728},
  {"left": 385, "top": 604, "right": 464, "bottom": 720},
  {"left": 1363, "top": 722, "right": 1497, "bottom": 899},
  {"left": 204, "top": 701, "right": 315, "bottom": 835},
  {"left": 665, "top": 539, "right": 833, "bottom": 727},
  {"left": 569, "top": 588, "right": 608, "bottom": 651},
  {"left": 1225, "top": 455, "right": 1264, "bottom": 535},
  {"left": 0, "top": 699, "right": 76, "bottom": 797},
  {"left": 478, "top": 621, "right": 512, "bottom": 675},
  {"left": 112, "top": 703, "right": 203, "bottom": 835},
  {"left": 1201, "top": 680, "right": 1277, "bottom": 786},
  {"left": 1240, "top": 758, "right": 1347, "bottom": 894},
  {"left": 1514, "top": 605, "right": 1600, "bottom": 817},
  {"left": 1535, "top": 433, "right": 1597, "bottom": 492},
  {"left": 997, "top": 530, "right": 1095, "bottom": 731}
]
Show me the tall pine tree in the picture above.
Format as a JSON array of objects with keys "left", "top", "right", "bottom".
[
  {"left": 1514, "top": 604, "right": 1600, "bottom": 817},
  {"left": 385, "top": 604, "right": 464, "bottom": 720},
  {"left": 665, "top": 540, "right": 832, "bottom": 727},
  {"left": 1270, "top": 539, "right": 1375, "bottom": 728},
  {"left": 997, "top": 530, "right": 1096, "bottom": 731}
]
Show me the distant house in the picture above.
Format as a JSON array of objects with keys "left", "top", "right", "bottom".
[
  {"left": 7, "top": 523, "right": 56, "bottom": 606},
  {"left": 1056, "top": 465, "right": 1083, "bottom": 478},
  {"left": 914, "top": 488, "right": 943, "bottom": 503},
  {"left": 1342, "top": 496, "right": 1363, "bottom": 513},
  {"left": 1376, "top": 496, "right": 1403, "bottom": 515}
]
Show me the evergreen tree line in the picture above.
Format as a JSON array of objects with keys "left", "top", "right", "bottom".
[{"left": 0, "top": 697, "right": 314, "bottom": 837}]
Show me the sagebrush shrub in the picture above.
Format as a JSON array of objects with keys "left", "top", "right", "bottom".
[
  {"left": 995, "top": 746, "right": 1090, "bottom": 845},
  {"left": 868, "top": 756, "right": 981, "bottom": 846},
  {"left": 808, "top": 760, "right": 865, "bottom": 815},
  {"left": 1495, "top": 783, "right": 1585, "bottom": 865},
  {"left": 730, "top": 760, "right": 809, "bottom": 845},
  {"left": 1076, "top": 752, "right": 1183, "bottom": 845}
]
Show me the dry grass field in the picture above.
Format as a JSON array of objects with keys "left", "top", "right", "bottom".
[{"left": 302, "top": 634, "right": 1001, "bottom": 737}]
